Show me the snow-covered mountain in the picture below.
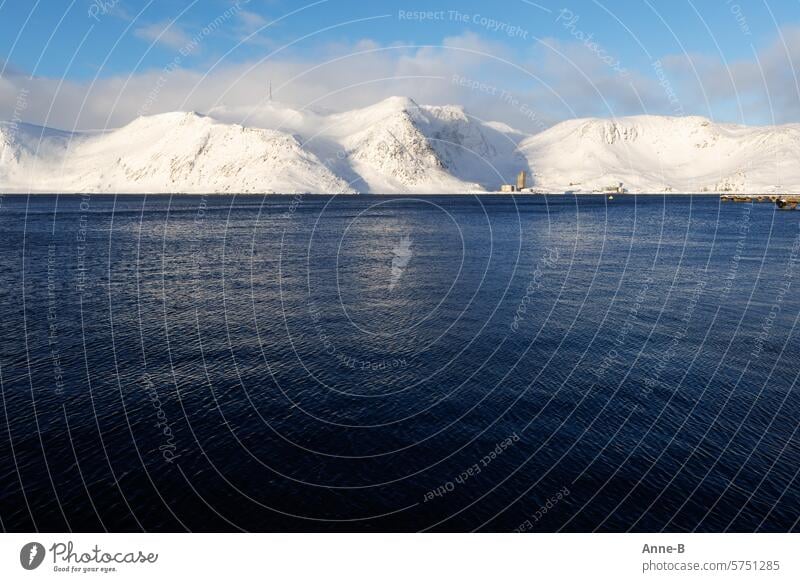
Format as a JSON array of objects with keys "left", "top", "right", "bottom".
[
  {"left": 208, "top": 96, "right": 516, "bottom": 193},
  {"left": 2, "top": 97, "right": 800, "bottom": 193},
  {"left": 1, "top": 113, "right": 350, "bottom": 194},
  {"left": 521, "top": 115, "right": 800, "bottom": 194}
]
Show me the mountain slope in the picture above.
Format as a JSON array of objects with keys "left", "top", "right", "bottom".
[
  {"left": 420, "top": 104, "right": 530, "bottom": 189},
  {"left": 0, "top": 122, "right": 75, "bottom": 187}
]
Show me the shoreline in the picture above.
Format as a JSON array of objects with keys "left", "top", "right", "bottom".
[{"left": 0, "top": 191, "right": 775, "bottom": 197}]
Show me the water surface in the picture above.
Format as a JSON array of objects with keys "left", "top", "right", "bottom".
[{"left": 0, "top": 194, "right": 798, "bottom": 532}]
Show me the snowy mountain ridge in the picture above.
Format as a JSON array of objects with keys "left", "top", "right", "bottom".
[{"left": 2, "top": 97, "right": 799, "bottom": 194}]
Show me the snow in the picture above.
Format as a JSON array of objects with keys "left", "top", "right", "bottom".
[
  {"left": 3, "top": 99, "right": 800, "bottom": 194},
  {"left": 1, "top": 113, "right": 350, "bottom": 194},
  {"left": 520, "top": 115, "right": 800, "bottom": 193}
]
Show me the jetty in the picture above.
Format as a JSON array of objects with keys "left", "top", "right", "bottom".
[{"left": 720, "top": 194, "right": 800, "bottom": 210}]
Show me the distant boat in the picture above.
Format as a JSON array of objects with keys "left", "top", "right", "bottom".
[{"left": 776, "top": 198, "right": 798, "bottom": 210}]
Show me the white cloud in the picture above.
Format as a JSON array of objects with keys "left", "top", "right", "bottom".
[
  {"left": 1, "top": 29, "right": 798, "bottom": 133},
  {"left": 237, "top": 10, "right": 268, "bottom": 32},
  {"left": 134, "top": 21, "right": 193, "bottom": 51},
  {"left": 661, "top": 26, "right": 800, "bottom": 124}
]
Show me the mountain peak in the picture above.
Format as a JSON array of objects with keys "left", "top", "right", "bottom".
[
  {"left": 129, "top": 110, "right": 208, "bottom": 129},
  {"left": 372, "top": 96, "right": 421, "bottom": 111}
]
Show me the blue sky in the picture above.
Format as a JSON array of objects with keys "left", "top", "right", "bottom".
[{"left": 1, "top": 0, "right": 799, "bottom": 129}]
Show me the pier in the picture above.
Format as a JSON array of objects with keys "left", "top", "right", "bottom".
[{"left": 720, "top": 194, "right": 800, "bottom": 210}]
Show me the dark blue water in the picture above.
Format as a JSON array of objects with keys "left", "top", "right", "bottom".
[{"left": 0, "top": 194, "right": 798, "bottom": 532}]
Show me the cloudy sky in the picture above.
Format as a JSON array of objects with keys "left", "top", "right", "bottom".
[{"left": 1, "top": 0, "right": 799, "bottom": 132}]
